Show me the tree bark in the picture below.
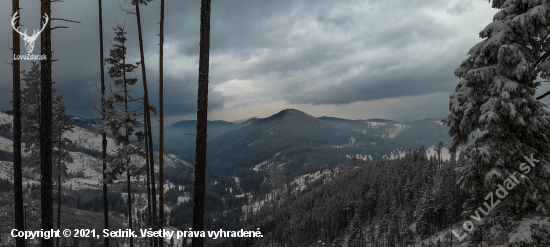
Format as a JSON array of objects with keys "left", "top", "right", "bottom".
[
  {"left": 124, "top": 54, "right": 134, "bottom": 247},
  {"left": 192, "top": 0, "right": 212, "bottom": 246},
  {"left": 98, "top": 1, "right": 109, "bottom": 246},
  {"left": 12, "top": 1, "right": 24, "bottom": 247},
  {"left": 127, "top": 170, "right": 133, "bottom": 247},
  {"left": 40, "top": 0, "right": 53, "bottom": 246},
  {"left": 159, "top": 0, "right": 165, "bottom": 246},
  {"left": 144, "top": 115, "right": 153, "bottom": 247},
  {"left": 135, "top": 3, "right": 158, "bottom": 247}
]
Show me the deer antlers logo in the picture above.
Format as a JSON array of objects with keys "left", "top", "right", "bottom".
[{"left": 11, "top": 11, "right": 49, "bottom": 54}]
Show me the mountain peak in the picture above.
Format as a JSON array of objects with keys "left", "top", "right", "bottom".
[
  {"left": 261, "top": 109, "right": 317, "bottom": 123},
  {"left": 274, "top": 108, "right": 309, "bottom": 117}
]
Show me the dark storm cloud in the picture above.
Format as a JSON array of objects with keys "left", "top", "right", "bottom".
[{"left": 0, "top": 0, "right": 496, "bottom": 122}]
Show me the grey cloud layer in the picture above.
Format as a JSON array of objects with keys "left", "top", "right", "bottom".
[{"left": 0, "top": 0, "right": 490, "bottom": 121}]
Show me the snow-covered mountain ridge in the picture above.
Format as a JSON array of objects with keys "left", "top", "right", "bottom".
[{"left": 0, "top": 112, "right": 191, "bottom": 185}]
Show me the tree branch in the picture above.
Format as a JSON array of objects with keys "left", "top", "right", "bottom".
[
  {"left": 537, "top": 91, "right": 550, "bottom": 100},
  {"left": 51, "top": 18, "right": 80, "bottom": 23}
]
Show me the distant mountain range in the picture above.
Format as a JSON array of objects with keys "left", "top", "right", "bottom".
[
  {"left": 2, "top": 109, "right": 455, "bottom": 176},
  {"left": 159, "top": 109, "right": 454, "bottom": 175}
]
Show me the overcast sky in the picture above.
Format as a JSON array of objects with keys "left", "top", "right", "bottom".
[{"left": 2, "top": 0, "right": 541, "bottom": 126}]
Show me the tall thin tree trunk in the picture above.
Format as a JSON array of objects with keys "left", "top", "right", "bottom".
[
  {"left": 127, "top": 170, "right": 133, "bottom": 247},
  {"left": 56, "top": 137, "right": 61, "bottom": 247},
  {"left": 272, "top": 193, "right": 275, "bottom": 247},
  {"left": 98, "top": 1, "right": 109, "bottom": 246},
  {"left": 192, "top": 0, "right": 212, "bottom": 246},
  {"left": 135, "top": 3, "right": 158, "bottom": 247},
  {"left": 136, "top": 3, "right": 158, "bottom": 247},
  {"left": 124, "top": 57, "right": 134, "bottom": 247},
  {"left": 40, "top": 0, "right": 53, "bottom": 246},
  {"left": 12, "top": 1, "right": 24, "bottom": 247},
  {"left": 159, "top": 1, "right": 165, "bottom": 246},
  {"left": 145, "top": 111, "right": 153, "bottom": 247}
]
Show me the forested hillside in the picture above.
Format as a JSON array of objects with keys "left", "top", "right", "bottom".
[{"left": 195, "top": 148, "right": 468, "bottom": 247}]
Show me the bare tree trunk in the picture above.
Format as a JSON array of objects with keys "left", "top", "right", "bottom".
[
  {"left": 158, "top": 1, "right": 165, "bottom": 246},
  {"left": 124, "top": 67, "right": 134, "bottom": 247},
  {"left": 12, "top": 2, "right": 24, "bottom": 247},
  {"left": 97, "top": 1, "right": 109, "bottom": 246},
  {"left": 127, "top": 170, "right": 134, "bottom": 247},
  {"left": 145, "top": 110, "right": 153, "bottom": 247},
  {"left": 134, "top": 3, "right": 158, "bottom": 247},
  {"left": 192, "top": 0, "right": 212, "bottom": 246},
  {"left": 40, "top": 0, "right": 53, "bottom": 246},
  {"left": 272, "top": 193, "right": 275, "bottom": 247}
]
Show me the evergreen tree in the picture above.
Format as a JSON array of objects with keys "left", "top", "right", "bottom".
[
  {"left": 444, "top": 1, "right": 550, "bottom": 245},
  {"left": 20, "top": 63, "right": 73, "bottom": 244},
  {"left": 20, "top": 62, "right": 41, "bottom": 166},
  {"left": 101, "top": 23, "right": 142, "bottom": 247},
  {"left": 20, "top": 62, "right": 73, "bottom": 170}
]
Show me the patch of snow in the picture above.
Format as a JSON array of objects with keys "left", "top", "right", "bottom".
[
  {"left": 366, "top": 121, "right": 386, "bottom": 128},
  {"left": 0, "top": 112, "right": 13, "bottom": 124},
  {"left": 177, "top": 196, "right": 190, "bottom": 204},
  {"left": 331, "top": 137, "right": 357, "bottom": 149},
  {"left": 0, "top": 136, "right": 13, "bottom": 153},
  {"left": 426, "top": 145, "right": 461, "bottom": 161},
  {"left": 381, "top": 124, "right": 409, "bottom": 139},
  {"left": 253, "top": 161, "right": 268, "bottom": 172},
  {"left": 346, "top": 154, "right": 372, "bottom": 161}
]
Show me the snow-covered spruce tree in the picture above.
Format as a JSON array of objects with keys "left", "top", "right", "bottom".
[
  {"left": 94, "top": 23, "right": 143, "bottom": 182},
  {"left": 95, "top": 24, "right": 143, "bottom": 247},
  {"left": 443, "top": 1, "right": 550, "bottom": 245}
]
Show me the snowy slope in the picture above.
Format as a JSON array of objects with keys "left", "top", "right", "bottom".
[
  {"left": 65, "top": 151, "right": 103, "bottom": 179},
  {"left": 0, "top": 161, "right": 13, "bottom": 179},
  {"left": 63, "top": 126, "right": 118, "bottom": 155},
  {"left": 0, "top": 112, "right": 12, "bottom": 124},
  {"left": 0, "top": 113, "right": 191, "bottom": 183},
  {"left": 0, "top": 136, "right": 13, "bottom": 153}
]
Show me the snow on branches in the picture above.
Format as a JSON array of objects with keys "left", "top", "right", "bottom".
[{"left": 444, "top": 0, "right": 550, "bottom": 245}]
